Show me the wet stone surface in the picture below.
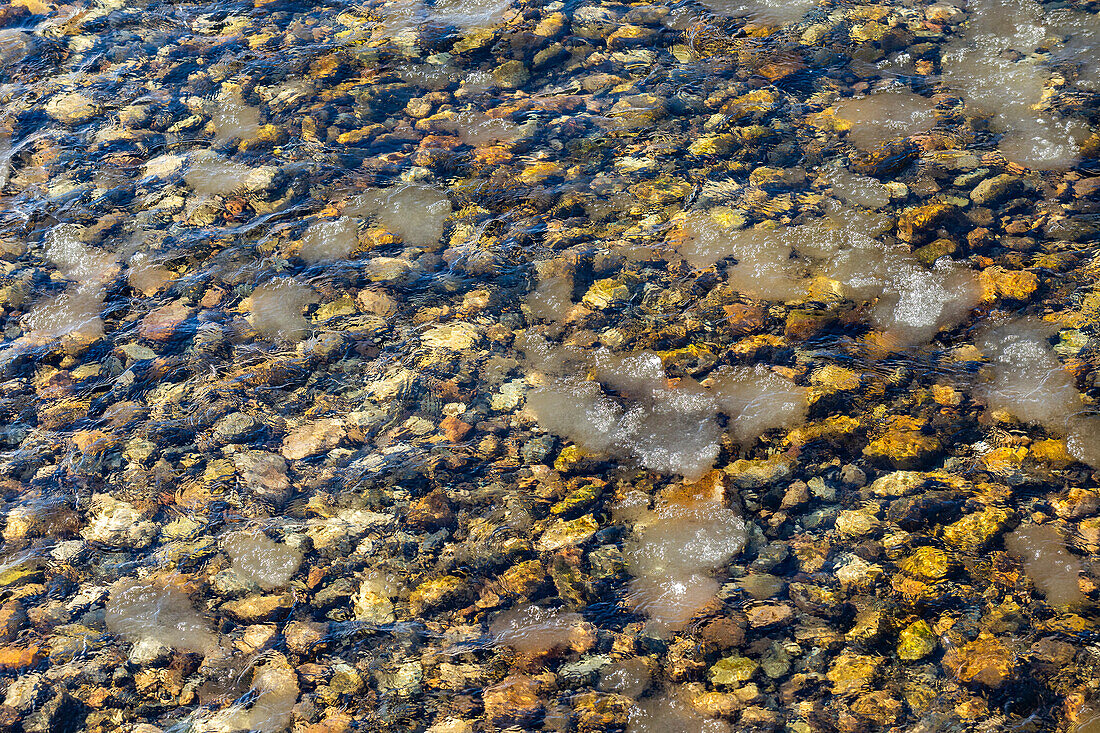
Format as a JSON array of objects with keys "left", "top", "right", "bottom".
[{"left": 0, "top": 0, "right": 1098, "bottom": 731}]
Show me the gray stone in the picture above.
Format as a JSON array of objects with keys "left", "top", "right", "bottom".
[{"left": 214, "top": 412, "right": 259, "bottom": 443}]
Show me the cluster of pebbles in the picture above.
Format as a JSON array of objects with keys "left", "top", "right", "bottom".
[{"left": 0, "top": 0, "right": 1097, "bottom": 730}]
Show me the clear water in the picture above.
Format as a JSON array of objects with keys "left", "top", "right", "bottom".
[{"left": 0, "top": 0, "right": 1098, "bottom": 731}]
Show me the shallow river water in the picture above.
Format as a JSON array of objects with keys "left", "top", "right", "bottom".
[{"left": 0, "top": 0, "right": 1098, "bottom": 731}]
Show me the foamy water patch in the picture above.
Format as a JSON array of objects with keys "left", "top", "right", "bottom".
[
  {"left": 247, "top": 278, "right": 318, "bottom": 341},
  {"left": 676, "top": 213, "right": 806, "bottom": 299},
  {"left": 200, "top": 656, "right": 299, "bottom": 733},
  {"left": 823, "top": 165, "right": 891, "bottom": 210},
  {"left": 675, "top": 210, "right": 979, "bottom": 345},
  {"left": 344, "top": 184, "right": 452, "bottom": 249},
  {"left": 942, "top": 0, "right": 1093, "bottom": 168},
  {"left": 105, "top": 576, "right": 219, "bottom": 654},
  {"left": 628, "top": 686, "right": 731, "bottom": 733},
  {"left": 223, "top": 531, "right": 303, "bottom": 590},
  {"left": 525, "top": 273, "right": 575, "bottom": 324},
  {"left": 977, "top": 320, "right": 1100, "bottom": 467},
  {"left": 376, "top": 0, "right": 514, "bottom": 33},
  {"left": 211, "top": 86, "right": 262, "bottom": 144},
  {"left": 834, "top": 86, "right": 937, "bottom": 149},
  {"left": 22, "top": 225, "right": 122, "bottom": 342},
  {"left": 432, "top": 110, "right": 535, "bottom": 146},
  {"left": 522, "top": 338, "right": 805, "bottom": 480},
  {"left": 43, "top": 223, "right": 119, "bottom": 282},
  {"left": 127, "top": 252, "right": 176, "bottom": 296},
  {"left": 700, "top": 0, "right": 816, "bottom": 25},
  {"left": 297, "top": 217, "right": 362, "bottom": 263},
  {"left": 1005, "top": 523, "right": 1085, "bottom": 607},
  {"left": 490, "top": 604, "right": 587, "bottom": 655},
  {"left": 624, "top": 488, "right": 746, "bottom": 630},
  {"left": 24, "top": 287, "right": 106, "bottom": 340},
  {"left": 0, "top": 30, "right": 31, "bottom": 67},
  {"left": 185, "top": 149, "right": 275, "bottom": 196}
]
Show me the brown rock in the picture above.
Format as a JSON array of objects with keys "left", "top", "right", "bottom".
[
  {"left": 785, "top": 309, "right": 836, "bottom": 340},
  {"left": 406, "top": 490, "right": 455, "bottom": 531},
  {"left": 850, "top": 139, "right": 919, "bottom": 178},
  {"left": 483, "top": 675, "right": 543, "bottom": 727},
  {"left": 745, "top": 603, "right": 795, "bottom": 628},
  {"left": 699, "top": 616, "right": 745, "bottom": 649},
  {"left": 281, "top": 418, "right": 345, "bottom": 460},
  {"left": 233, "top": 450, "right": 291, "bottom": 504},
  {"left": 721, "top": 303, "right": 766, "bottom": 335},
  {"left": 285, "top": 620, "right": 328, "bottom": 655},
  {"left": 0, "top": 602, "right": 26, "bottom": 643},
  {"left": 139, "top": 301, "right": 193, "bottom": 343},
  {"left": 781, "top": 481, "right": 810, "bottom": 509},
  {"left": 1030, "top": 636, "right": 1075, "bottom": 672}
]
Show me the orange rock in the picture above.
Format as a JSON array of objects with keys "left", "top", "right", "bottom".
[
  {"left": 72, "top": 429, "right": 113, "bottom": 455},
  {"left": 943, "top": 633, "right": 1015, "bottom": 688},
  {"left": 722, "top": 303, "right": 766, "bottom": 335},
  {"left": 0, "top": 642, "right": 43, "bottom": 671},
  {"left": 440, "top": 415, "right": 471, "bottom": 442},
  {"left": 0, "top": 602, "right": 26, "bottom": 643}
]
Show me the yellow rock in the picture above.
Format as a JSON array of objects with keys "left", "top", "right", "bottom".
[
  {"left": 810, "top": 363, "right": 861, "bottom": 394},
  {"left": 851, "top": 690, "right": 902, "bottom": 726},
  {"left": 783, "top": 416, "right": 860, "bottom": 447},
  {"left": 554, "top": 444, "right": 594, "bottom": 472},
  {"left": 409, "top": 575, "right": 466, "bottom": 614},
  {"left": 309, "top": 55, "right": 341, "bottom": 79},
  {"left": 1031, "top": 438, "right": 1073, "bottom": 465},
  {"left": 980, "top": 446, "right": 1028, "bottom": 473},
  {"left": 499, "top": 560, "right": 546, "bottom": 597},
  {"left": 804, "top": 109, "right": 852, "bottom": 133},
  {"left": 629, "top": 179, "right": 693, "bottom": 204},
  {"left": 897, "top": 619, "right": 937, "bottom": 660},
  {"left": 979, "top": 266, "right": 1039, "bottom": 303},
  {"left": 725, "top": 89, "right": 779, "bottom": 116},
  {"left": 535, "top": 515, "right": 598, "bottom": 552},
  {"left": 835, "top": 509, "right": 880, "bottom": 537},
  {"left": 337, "top": 127, "right": 376, "bottom": 145},
  {"left": 827, "top": 653, "right": 882, "bottom": 695},
  {"left": 930, "top": 384, "right": 962, "bottom": 406},
  {"left": 689, "top": 135, "right": 738, "bottom": 156},
  {"left": 863, "top": 416, "right": 941, "bottom": 469},
  {"left": 519, "top": 161, "right": 563, "bottom": 184},
  {"left": 581, "top": 279, "right": 630, "bottom": 309},
  {"left": 899, "top": 546, "right": 955, "bottom": 581},
  {"left": 943, "top": 633, "right": 1014, "bottom": 688},
  {"left": 943, "top": 507, "right": 1011, "bottom": 552},
  {"left": 897, "top": 202, "right": 958, "bottom": 244},
  {"left": 12, "top": 0, "right": 52, "bottom": 14},
  {"left": 203, "top": 458, "right": 236, "bottom": 485}
]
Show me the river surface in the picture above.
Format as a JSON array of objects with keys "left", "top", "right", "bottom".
[{"left": 0, "top": 0, "right": 1098, "bottom": 731}]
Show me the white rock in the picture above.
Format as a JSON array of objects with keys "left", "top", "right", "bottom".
[{"left": 82, "top": 495, "right": 158, "bottom": 548}]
